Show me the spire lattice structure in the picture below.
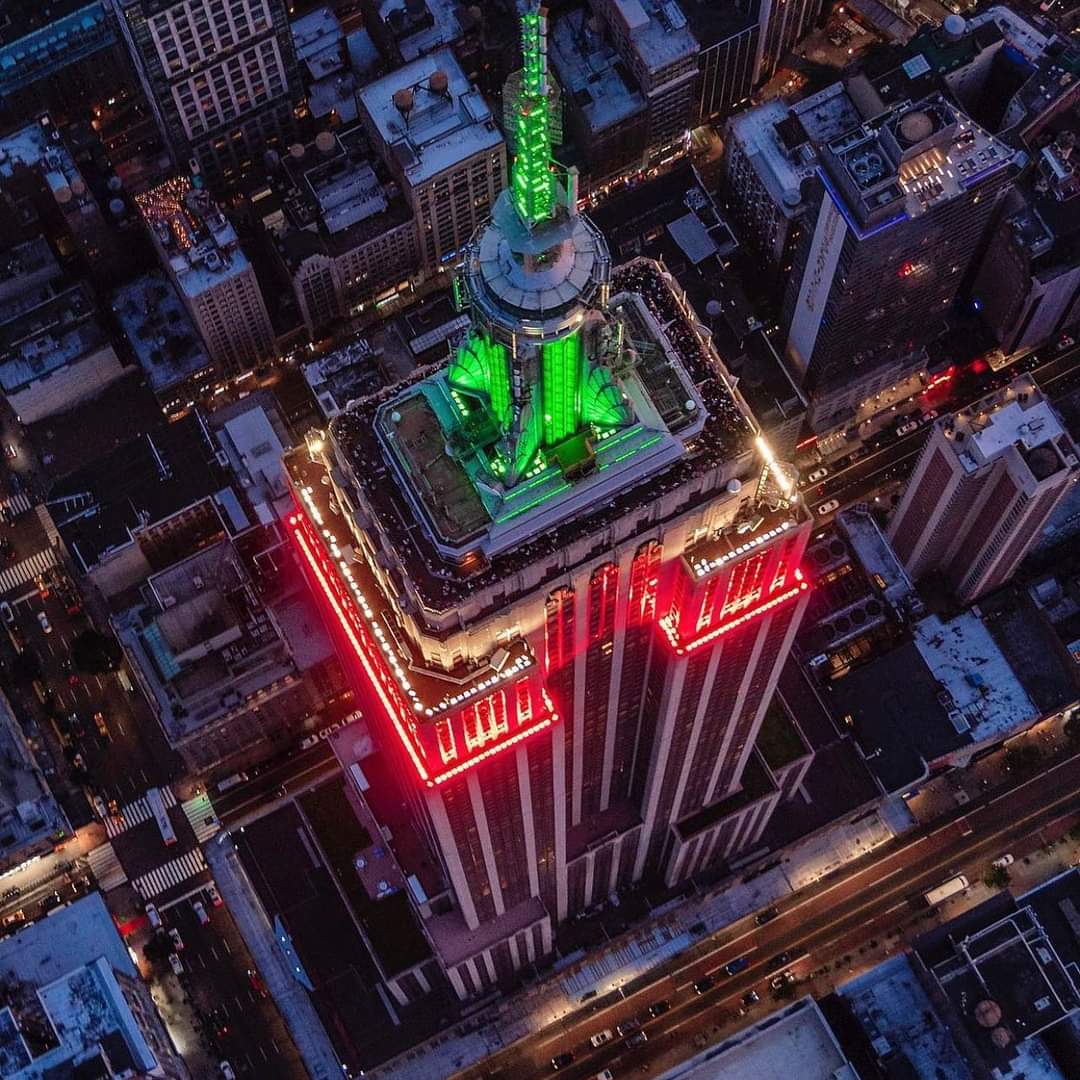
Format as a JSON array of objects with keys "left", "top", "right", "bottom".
[{"left": 511, "top": 5, "right": 556, "bottom": 228}]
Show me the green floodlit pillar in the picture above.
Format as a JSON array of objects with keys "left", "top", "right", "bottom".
[
  {"left": 511, "top": 6, "right": 555, "bottom": 228},
  {"left": 541, "top": 331, "right": 584, "bottom": 446},
  {"left": 448, "top": 332, "right": 512, "bottom": 431}
]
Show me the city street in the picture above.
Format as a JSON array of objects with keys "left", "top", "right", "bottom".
[{"left": 459, "top": 749, "right": 1080, "bottom": 1079}]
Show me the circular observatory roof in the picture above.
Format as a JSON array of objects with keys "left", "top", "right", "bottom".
[{"left": 899, "top": 111, "right": 935, "bottom": 143}]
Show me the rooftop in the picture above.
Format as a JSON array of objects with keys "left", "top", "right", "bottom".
[
  {"left": 941, "top": 376, "right": 1074, "bottom": 481},
  {"left": 325, "top": 260, "right": 756, "bottom": 600},
  {"left": 266, "top": 127, "right": 412, "bottom": 264},
  {"left": 0, "top": 119, "right": 91, "bottom": 205},
  {"left": 0, "top": 280, "right": 106, "bottom": 393},
  {"left": 211, "top": 394, "right": 293, "bottom": 524},
  {"left": 836, "top": 505, "right": 918, "bottom": 611},
  {"left": 550, "top": 8, "right": 646, "bottom": 135},
  {"left": 358, "top": 49, "right": 502, "bottom": 187},
  {"left": 0, "top": 893, "right": 158, "bottom": 1080},
  {"left": 303, "top": 338, "right": 386, "bottom": 419},
  {"left": 291, "top": 6, "right": 345, "bottom": 79},
  {"left": 609, "top": 0, "right": 698, "bottom": 74},
  {"left": 0, "top": 694, "right": 68, "bottom": 877},
  {"left": 378, "top": 0, "right": 464, "bottom": 63},
  {"left": 913, "top": 611, "right": 1038, "bottom": 742},
  {"left": 677, "top": 0, "right": 759, "bottom": 49},
  {"left": 656, "top": 997, "right": 857, "bottom": 1080},
  {"left": 135, "top": 175, "right": 250, "bottom": 298},
  {"left": 112, "top": 272, "right": 212, "bottom": 394}
]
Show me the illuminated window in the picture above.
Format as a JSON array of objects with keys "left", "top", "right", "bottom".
[
  {"left": 436, "top": 720, "right": 457, "bottom": 764},
  {"left": 464, "top": 692, "right": 509, "bottom": 752}
]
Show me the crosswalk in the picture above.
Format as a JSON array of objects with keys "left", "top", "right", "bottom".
[
  {"left": 181, "top": 791, "right": 221, "bottom": 843},
  {"left": 104, "top": 785, "right": 178, "bottom": 839},
  {"left": 87, "top": 842, "right": 128, "bottom": 891},
  {"left": 1, "top": 492, "right": 33, "bottom": 517},
  {"left": 132, "top": 848, "right": 208, "bottom": 900},
  {"left": 0, "top": 546, "right": 57, "bottom": 597}
]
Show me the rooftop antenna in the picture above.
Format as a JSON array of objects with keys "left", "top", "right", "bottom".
[{"left": 511, "top": 3, "right": 555, "bottom": 229}]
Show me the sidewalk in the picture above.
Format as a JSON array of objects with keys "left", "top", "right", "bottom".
[{"left": 205, "top": 836, "right": 344, "bottom": 1080}]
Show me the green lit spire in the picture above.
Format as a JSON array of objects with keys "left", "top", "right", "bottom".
[{"left": 511, "top": 4, "right": 555, "bottom": 228}]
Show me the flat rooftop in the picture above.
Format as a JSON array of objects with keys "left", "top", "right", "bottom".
[
  {"left": 358, "top": 49, "right": 502, "bottom": 187},
  {"left": 729, "top": 99, "right": 817, "bottom": 218},
  {"left": 836, "top": 506, "right": 916, "bottom": 610},
  {"left": 913, "top": 611, "right": 1038, "bottom": 743},
  {"left": 611, "top": 0, "right": 698, "bottom": 74},
  {"left": 378, "top": 0, "right": 463, "bottom": 63},
  {"left": 657, "top": 997, "right": 856, "bottom": 1080},
  {"left": 113, "top": 272, "right": 212, "bottom": 394},
  {"left": 136, "top": 175, "right": 250, "bottom": 298},
  {"left": 550, "top": 9, "right": 645, "bottom": 135}
]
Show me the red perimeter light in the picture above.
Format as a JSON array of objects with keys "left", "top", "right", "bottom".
[
  {"left": 289, "top": 509, "right": 557, "bottom": 788},
  {"left": 659, "top": 578, "right": 809, "bottom": 655}
]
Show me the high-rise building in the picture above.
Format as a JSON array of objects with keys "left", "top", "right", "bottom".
[
  {"left": 136, "top": 175, "right": 276, "bottom": 377},
  {"left": 358, "top": 49, "right": 506, "bottom": 273},
  {"left": 888, "top": 375, "right": 1080, "bottom": 603},
  {"left": 781, "top": 90, "right": 1019, "bottom": 431},
  {"left": 112, "top": 0, "right": 302, "bottom": 192},
  {"left": 755, "top": 0, "right": 824, "bottom": 85},
  {"left": 589, "top": 0, "right": 699, "bottom": 164},
  {"left": 682, "top": 0, "right": 760, "bottom": 126},
  {"left": 286, "top": 5, "right": 811, "bottom": 997}
]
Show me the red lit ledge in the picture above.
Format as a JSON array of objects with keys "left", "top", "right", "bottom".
[
  {"left": 290, "top": 511, "right": 557, "bottom": 788},
  {"left": 659, "top": 576, "right": 810, "bottom": 656}
]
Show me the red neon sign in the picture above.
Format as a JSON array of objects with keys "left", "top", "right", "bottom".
[{"left": 289, "top": 510, "right": 557, "bottom": 788}]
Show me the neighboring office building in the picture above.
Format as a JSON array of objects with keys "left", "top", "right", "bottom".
[
  {"left": 888, "top": 375, "right": 1080, "bottom": 604},
  {"left": 136, "top": 175, "right": 277, "bottom": 378},
  {"left": 112, "top": 270, "right": 215, "bottom": 418},
  {"left": 0, "top": 692, "right": 69, "bottom": 879},
  {"left": 357, "top": 48, "right": 505, "bottom": 271},
  {"left": 0, "top": 892, "right": 190, "bottom": 1079},
  {"left": 0, "top": 274, "right": 126, "bottom": 425},
  {"left": 258, "top": 126, "right": 419, "bottom": 337},
  {"left": 111, "top": 0, "right": 302, "bottom": 193},
  {"left": 755, "top": 0, "right": 825, "bottom": 86},
  {"left": 974, "top": 133, "right": 1080, "bottom": 357},
  {"left": 682, "top": 0, "right": 760, "bottom": 126},
  {"left": 0, "top": 2, "right": 137, "bottom": 132},
  {"left": 113, "top": 537, "right": 306, "bottom": 771},
  {"left": 781, "top": 90, "right": 1019, "bottom": 431},
  {"left": 548, "top": 8, "right": 648, "bottom": 196},
  {"left": 590, "top": 0, "right": 699, "bottom": 164},
  {"left": 287, "top": 6, "right": 812, "bottom": 999}
]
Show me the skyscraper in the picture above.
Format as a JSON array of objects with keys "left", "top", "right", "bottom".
[
  {"left": 781, "top": 89, "right": 1018, "bottom": 431},
  {"left": 888, "top": 375, "right": 1080, "bottom": 603},
  {"left": 286, "top": 4, "right": 811, "bottom": 997},
  {"left": 112, "top": 0, "right": 302, "bottom": 192}
]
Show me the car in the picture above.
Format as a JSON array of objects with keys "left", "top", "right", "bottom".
[
  {"left": 71, "top": 753, "right": 86, "bottom": 773},
  {"left": 1058, "top": 334, "right": 1075, "bottom": 350},
  {"left": 93, "top": 712, "right": 109, "bottom": 738},
  {"left": 896, "top": 420, "right": 919, "bottom": 437},
  {"left": 206, "top": 882, "right": 223, "bottom": 907},
  {"left": 92, "top": 794, "right": 108, "bottom": 819},
  {"left": 40, "top": 890, "right": 63, "bottom": 914},
  {"left": 765, "top": 951, "right": 791, "bottom": 972},
  {"left": 741, "top": 990, "right": 760, "bottom": 1007},
  {"left": 771, "top": 970, "right": 795, "bottom": 992},
  {"left": 723, "top": 956, "right": 749, "bottom": 976},
  {"left": 145, "top": 903, "right": 162, "bottom": 929},
  {"left": 36, "top": 611, "right": 51, "bottom": 634},
  {"left": 817, "top": 499, "right": 840, "bottom": 516},
  {"left": 0, "top": 601, "right": 13, "bottom": 626},
  {"left": 3, "top": 444, "right": 16, "bottom": 459},
  {"left": 551, "top": 1052, "right": 575, "bottom": 1070},
  {"left": 693, "top": 976, "right": 715, "bottom": 994},
  {"left": 806, "top": 467, "right": 828, "bottom": 484},
  {"left": 1, "top": 910, "right": 25, "bottom": 928},
  {"left": 193, "top": 899, "right": 210, "bottom": 925},
  {"left": 755, "top": 907, "right": 779, "bottom": 926},
  {"left": 647, "top": 999, "right": 670, "bottom": 1018},
  {"left": 992, "top": 854, "right": 1015, "bottom": 869},
  {"left": 168, "top": 952, "right": 184, "bottom": 976},
  {"left": 624, "top": 1030, "right": 648, "bottom": 1049},
  {"left": 220, "top": 1064, "right": 237, "bottom": 1080},
  {"left": 590, "top": 1029, "right": 614, "bottom": 1048},
  {"left": 616, "top": 1016, "right": 642, "bottom": 1037},
  {"left": 921, "top": 410, "right": 938, "bottom": 423},
  {"left": 247, "top": 967, "right": 267, "bottom": 997},
  {"left": 592, "top": 1071, "right": 614, "bottom": 1080},
  {"left": 168, "top": 928, "right": 184, "bottom": 951}
]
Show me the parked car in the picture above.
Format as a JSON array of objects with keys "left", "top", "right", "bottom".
[
  {"left": 168, "top": 952, "right": 184, "bottom": 976},
  {"left": 765, "top": 951, "right": 791, "bottom": 972},
  {"left": 723, "top": 957, "right": 750, "bottom": 976},
  {"left": 625, "top": 1031, "right": 648, "bottom": 1049},
  {"left": 551, "top": 1051, "right": 574, "bottom": 1070},
  {"left": 693, "top": 976, "right": 715, "bottom": 994},
  {"left": 896, "top": 420, "right": 919, "bottom": 437},
  {"left": 616, "top": 1016, "right": 642, "bottom": 1037},
  {"left": 805, "top": 467, "right": 828, "bottom": 484},
  {"left": 817, "top": 499, "right": 840, "bottom": 516},
  {"left": 755, "top": 907, "right": 779, "bottom": 926},
  {"left": 647, "top": 999, "right": 670, "bottom": 1018},
  {"left": 741, "top": 990, "right": 760, "bottom": 1007},
  {"left": 589, "top": 1030, "right": 613, "bottom": 1048},
  {"left": 206, "top": 882, "right": 223, "bottom": 907}
]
